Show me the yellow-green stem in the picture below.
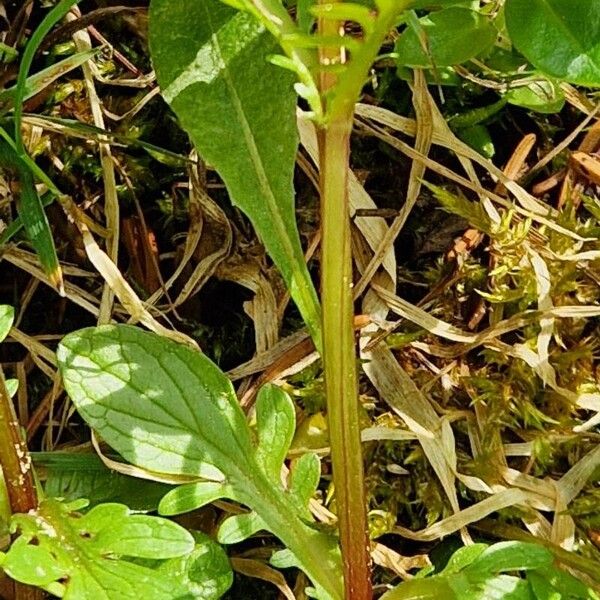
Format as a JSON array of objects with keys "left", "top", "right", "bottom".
[{"left": 319, "top": 119, "right": 372, "bottom": 600}]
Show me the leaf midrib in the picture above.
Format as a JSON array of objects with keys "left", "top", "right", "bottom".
[{"left": 200, "top": 4, "right": 300, "bottom": 280}]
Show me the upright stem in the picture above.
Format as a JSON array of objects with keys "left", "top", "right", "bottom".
[
  {"left": 316, "top": 1, "right": 371, "bottom": 597},
  {"left": 319, "top": 119, "right": 372, "bottom": 599}
]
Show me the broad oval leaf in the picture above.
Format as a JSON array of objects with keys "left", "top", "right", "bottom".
[
  {"left": 0, "top": 305, "right": 14, "bottom": 343},
  {"left": 57, "top": 325, "right": 254, "bottom": 481},
  {"left": 149, "top": 0, "right": 321, "bottom": 344},
  {"left": 395, "top": 7, "right": 496, "bottom": 68},
  {"left": 505, "top": 0, "right": 600, "bottom": 87}
]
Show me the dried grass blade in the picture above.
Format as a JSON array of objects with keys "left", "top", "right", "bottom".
[
  {"left": 230, "top": 558, "right": 297, "bottom": 600},
  {"left": 392, "top": 488, "right": 530, "bottom": 542}
]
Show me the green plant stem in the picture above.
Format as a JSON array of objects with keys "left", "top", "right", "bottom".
[
  {"left": 319, "top": 117, "right": 372, "bottom": 600},
  {"left": 248, "top": 477, "right": 344, "bottom": 600},
  {"left": 316, "top": 1, "right": 372, "bottom": 597}
]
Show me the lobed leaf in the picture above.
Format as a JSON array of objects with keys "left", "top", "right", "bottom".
[
  {"left": 1, "top": 499, "right": 194, "bottom": 599},
  {"left": 59, "top": 325, "right": 343, "bottom": 599}
]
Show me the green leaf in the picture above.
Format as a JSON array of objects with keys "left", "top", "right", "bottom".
[
  {"left": 270, "top": 548, "right": 298, "bottom": 569},
  {"left": 57, "top": 325, "right": 255, "bottom": 482},
  {"left": 149, "top": 0, "right": 321, "bottom": 345},
  {"left": 0, "top": 140, "right": 63, "bottom": 292},
  {"left": 59, "top": 325, "right": 343, "bottom": 599},
  {"left": 456, "top": 124, "right": 495, "bottom": 159},
  {"left": 0, "top": 305, "right": 14, "bottom": 343},
  {"left": 395, "top": 7, "right": 496, "bottom": 67},
  {"left": 156, "top": 531, "right": 233, "bottom": 600},
  {"left": 255, "top": 384, "right": 296, "bottom": 481},
  {"left": 505, "top": 79, "right": 565, "bottom": 114},
  {"left": 217, "top": 511, "right": 266, "bottom": 544},
  {"left": 83, "top": 503, "right": 194, "bottom": 559},
  {"left": 527, "top": 572, "right": 561, "bottom": 600},
  {"left": 37, "top": 452, "right": 171, "bottom": 511},
  {"left": 529, "top": 566, "right": 595, "bottom": 600},
  {"left": 505, "top": 0, "right": 600, "bottom": 86},
  {"left": 441, "top": 543, "right": 488, "bottom": 574},
  {"left": 380, "top": 575, "right": 456, "bottom": 599},
  {"left": 288, "top": 452, "right": 321, "bottom": 517},
  {"left": 3, "top": 499, "right": 193, "bottom": 599},
  {"left": 5, "top": 379, "right": 18, "bottom": 398},
  {"left": 159, "top": 481, "right": 231, "bottom": 516},
  {"left": 297, "top": 0, "right": 317, "bottom": 32},
  {"left": 1, "top": 540, "right": 66, "bottom": 586},
  {"left": 460, "top": 574, "right": 534, "bottom": 600},
  {"left": 464, "top": 542, "right": 553, "bottom": 579}
]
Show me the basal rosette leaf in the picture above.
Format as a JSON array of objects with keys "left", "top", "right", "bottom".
[
  {"left": 58, "top": 324, "right": 255, "bottom": 482},
  {"left": 39, "top": 451, "right": 171, "bottom": 511},
  {"left": 59, "top": 325, "right": 343, "bottom": 599}
]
